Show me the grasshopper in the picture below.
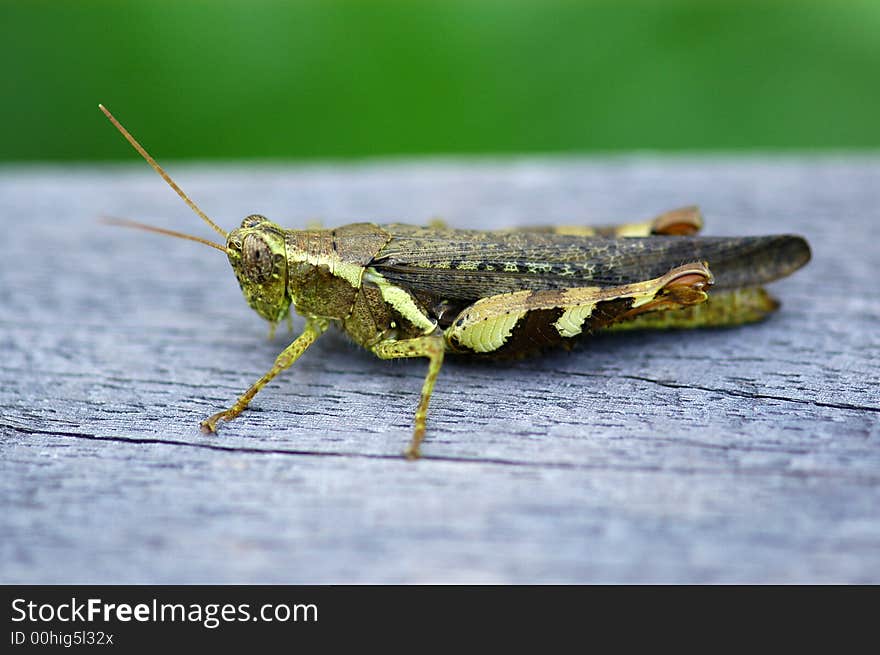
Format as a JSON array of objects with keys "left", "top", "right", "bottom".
[{"left": 99, "top": 105, "right": 811, "bottom": 459}]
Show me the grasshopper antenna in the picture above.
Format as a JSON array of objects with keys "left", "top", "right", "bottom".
[
  {"left": 98, "top": 104, "right": 228, "bottom": 239},
  {"left": 100, "top": 216, "right": 227, "bottom": 253}
]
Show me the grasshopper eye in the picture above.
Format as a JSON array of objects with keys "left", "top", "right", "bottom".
[{"left": 242, "top": 233, "right": 274, "bottom": 283}]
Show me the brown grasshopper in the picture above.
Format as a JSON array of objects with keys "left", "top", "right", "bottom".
[{"left": 99, "top": 105, "right": 811, "bottom": 459}]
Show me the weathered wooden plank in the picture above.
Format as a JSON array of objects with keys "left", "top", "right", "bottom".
[{"left": 1, "top": 158, "right": 878, "bottom": 583}]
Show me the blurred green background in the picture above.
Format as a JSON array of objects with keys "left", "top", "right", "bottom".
[{"left": 2, "top": 0, "right": 879, "bottom": 161}]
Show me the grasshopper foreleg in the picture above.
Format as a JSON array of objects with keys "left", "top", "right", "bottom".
[
  {"left": 372, "top": 334, "right": 446, "bottom": 460},
  {"left": 200, "top": 318, "right": 329, "bottom": 433}
]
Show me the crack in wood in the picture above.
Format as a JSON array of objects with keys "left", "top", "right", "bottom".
[
  {"left": 540, "top": 369, "right": 880, "bottom": 413},
  {"left": 3, "top": 421, "right": 878, "bottom": 483}
]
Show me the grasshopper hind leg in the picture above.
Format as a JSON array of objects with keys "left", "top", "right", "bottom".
[
  {"left": 605, "top": 287, "right": 781, "bottom": 332},
  {"left": 372, "top": 334, "right": 446, "bottom": 460},
  {"left": 509, "top": 205, "right": 703, "bottom": 237}
]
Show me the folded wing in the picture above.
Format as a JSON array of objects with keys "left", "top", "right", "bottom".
[{"left": 371, "top": 224, "right": 810, "bottom": 303}]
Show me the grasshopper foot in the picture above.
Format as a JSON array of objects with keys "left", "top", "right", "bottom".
[
  {"left": 200, "top": 411, "right": 233, "bottom": 434},
  {"left": 404, "top": 425, "right": 425, "bottom": 460}
]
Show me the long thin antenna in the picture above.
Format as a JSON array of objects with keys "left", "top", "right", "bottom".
[
  {"left": 100, "top": 217, "right": 228, "bottom": 253},
  {"left": 98, "top": 104, "right": 228, "bottom": 239}
]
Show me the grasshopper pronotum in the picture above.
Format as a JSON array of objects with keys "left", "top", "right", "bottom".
[{"left": 99, "top": 105, "right": 811, "bottom": 459}]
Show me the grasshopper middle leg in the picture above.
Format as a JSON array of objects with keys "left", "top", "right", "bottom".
[{"left": 372, "top": 334, "right": 446, "bottom": 460}]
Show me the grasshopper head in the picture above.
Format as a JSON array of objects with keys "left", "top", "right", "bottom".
[
  {"left": 226, "top": 215, "right": 291, "bottom": 324},
  {"left": 96, "top": 106, "right": 292, "bottom": 326}
]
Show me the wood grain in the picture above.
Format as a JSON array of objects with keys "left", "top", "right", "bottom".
[{"left": 1, "top": 158, "right": 878, "bottom": 583}]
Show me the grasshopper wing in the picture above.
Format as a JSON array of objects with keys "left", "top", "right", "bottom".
[{"left": 371, "top": 225, "right": 810, "bottom": 302}]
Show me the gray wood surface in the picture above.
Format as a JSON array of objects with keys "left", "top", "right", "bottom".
[{"left": 1, "top": 157, "right": 878, "bottom": 583}]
